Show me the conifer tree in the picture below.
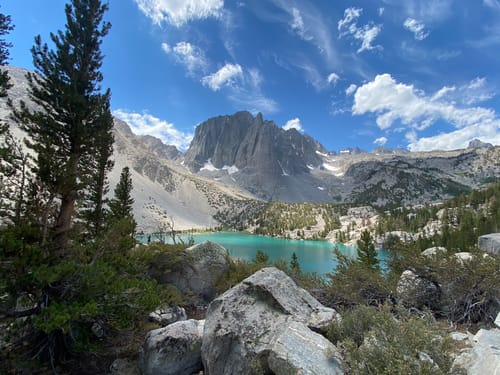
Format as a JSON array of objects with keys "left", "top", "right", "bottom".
[
  {"left": 0, "top": 7, "right": 13, "bottom": 97},
  {"left": 357, "top": 229, "right": 379, "bottom": 270},
  {"left": 290, "top": 252, "right": 301, "bottom": 273},
  {"left": 13, "top": 0, "right": 113, "bottom": 249},
  {"left": 109, "top": 166, "right": 135, "bottom": 226}
]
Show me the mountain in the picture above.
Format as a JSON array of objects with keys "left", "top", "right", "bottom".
[
  {"left": 2, "top": 65, "right": 500, "bottom": 232},
  {"left": 0, "top": 66, "right": 260, "bottom": 232},
  {"left": 184, "top": 111, "right": 331, "bottom": 201}
]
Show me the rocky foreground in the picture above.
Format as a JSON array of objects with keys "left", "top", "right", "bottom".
[{"left": 107, "top": 239, "right": 500, "bottom": 375}]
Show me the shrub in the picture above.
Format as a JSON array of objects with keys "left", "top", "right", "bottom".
[{"left": 327, "top": 305, "right": 455, "bottom": 375}]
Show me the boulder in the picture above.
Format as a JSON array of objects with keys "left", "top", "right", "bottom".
[
  {"left": 201, "top": 267, "right": 342, "bottom": 375},
  {"left": 421, "top": 246, "right": 447, "bottom": 257},
  {"left": 397, "top": 270, "right": 441, "bottom": 309},
  {"left": 496, "top": 312, "right": 500, "bottom": 329},
  {"left": 140, "top": 319, "right": 204, "bottom": 375},
  {"left": 268, "top": 321, "right": 344, "bottom": 375},
  {"left": 150, "top": 241, "right": 230, "bottom": 304},
  {"left": 454, "top": 252, "right": 474, "bottom": 263},
  {"left": 478, "top": 233, "right": 500, "bottom": 255},
  {"left": 148, "top": 305, "right": 187, "bottom": 326},
  {"left": 451, "top": 328, "right": 500, "bottom": 374}
]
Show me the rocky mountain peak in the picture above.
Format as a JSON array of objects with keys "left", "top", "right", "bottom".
[{"left": 468, "top": 139, "right": 493, "bottom": 149}]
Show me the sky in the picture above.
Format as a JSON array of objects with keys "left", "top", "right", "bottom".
[{"left": 3, "top": 0, "right": 500, "bottom": 152}]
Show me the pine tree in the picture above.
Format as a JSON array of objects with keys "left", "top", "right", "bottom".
[
  {"left": 0, "top": 7, "right": 13, "bottom": 97},
  {"left": 13, "top": 0, "right": 112, "bottom": 249},
  {"left": 290, "top": 252, "right": 301, "bottom": 273},
  {"left": 109, "top": 166, "right": 135, "bottom": 226},
  {"left": 357, "top": 229, "right": 379, "bottom": 270}
]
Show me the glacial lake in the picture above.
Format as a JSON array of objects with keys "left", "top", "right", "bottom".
[{"left": 140, "top": 231, "right": 388, "bottom": 276}]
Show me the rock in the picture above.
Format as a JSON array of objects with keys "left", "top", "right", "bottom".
[
  {"left": 454, "top": 252, "right": 474, "bottom": 263},
  {"left": 201, "top": 267, "right": 342, "bottom": 375},
  {"left": 150, "top": 241, "right": 230, "bottom": 305},
  {"left": 421, "top": 246, "right": 447, "bottom": 257},
  {"left": 91, "top": 321, "right": 105, "bottom": 338},
  {"left": 451, "top": 328, "right": 500, "bottom": 374},
  {"left": 109, "top": 358, "right": 140, "bottom": 375},
  {"left": 495, "top": 312, "right": 500, "bottom": 328},
  {"left": 268, "top": 321, "right": 344, "bottom": 375},
  {"left": 140, "top": 319, "right": 204, "bottom": 375},
  {"left": 397, "top": 270, "right": 441, "bottom": 309},
  {"left": 148, "top": 305, "right": 187, "bottom": 326},
  {"left": 450, "top": 332, "right": 470, "bottom": 342},
  {"left": 478, "top": 233, "right": 500, "bottom": 255}
]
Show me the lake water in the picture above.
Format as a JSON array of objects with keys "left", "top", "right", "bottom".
[{"left": 140, "top": 231, "right": 387, "bottom": 276}]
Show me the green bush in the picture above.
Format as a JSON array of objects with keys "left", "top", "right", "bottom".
[{"left": 327, "top": 305, "right": 455, "bottom": 375}]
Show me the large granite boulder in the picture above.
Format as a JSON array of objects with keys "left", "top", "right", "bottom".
[
  {"left": 478, "top": 233, "right": 500, "bottom": 255},
  {"left": 451, "top": 328, "right": 500, "bottom": 374},
  {"left": 140, "top": 319, "right": 204, "bottom": 375},
  {"left": 421, "top": 246, "right": 447, "bottom": 257},
  {"left": 397, "top": 270, "right": 441, "bottom": 309},
  {"left": 201, "top": 267, "right": 343, "bottom": 375},
  {"left": 150, "top": 241, "right": 229, "bottom": 305}
]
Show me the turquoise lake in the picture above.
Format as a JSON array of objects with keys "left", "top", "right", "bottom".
[{"left": 140, "top": 232, "right": 387, "bottom": 276}]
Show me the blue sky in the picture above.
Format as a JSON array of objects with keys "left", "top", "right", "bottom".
[{"left": 4, "top": 0, "right": 500, "bottom": 152}]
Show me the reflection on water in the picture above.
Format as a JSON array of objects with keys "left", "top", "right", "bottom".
[{"left": 138, "top": 232, "right": 388, "bottom": 276}]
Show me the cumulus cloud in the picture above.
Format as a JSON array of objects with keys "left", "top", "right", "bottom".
[
  {"left": 374, "top": 136, "right": 388, "bottom": 146},
  {"left": 352, "top": 74, "right": 500, "bottom": 150},
  {"left": 346, "top": 84, "right": 358, "bottom": 96},
  {"left": 134, "top": 0, "right": 224, "bottom": 26},
  {"left": 113, "top": 109, "right": 193, "bottom": 151},
  {"left": 201, "top": 63, "right": 243, "bottom": 91},
  {"left": 283, "top": 118, "right": 303, "bottom": 132},
  {"left": 403, "top": 18, "right": 430, "bottom": 40},
  {"left": 327, "top": 73, "right": 340, "bottom": 85},
  {"left": 162, "top": 41, "right": 208, "bottom": 76},
  {"left": 338, "top": 7, "right": 382, "bottom": 53}
]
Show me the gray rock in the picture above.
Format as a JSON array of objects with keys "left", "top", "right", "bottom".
[
  {"left": 109, "top": 358, "right": 140, "bottom": 375},
  {"left": 140, "top": 319, "right": 204, "bottom": 375},
  {"left": 268, "top": 321, "right": 344, "bottom": 375},
  {"left": 421, "top": 246, "right": 447, "bottom": 257},
  {"left": 201, "top": 267, "right": 342, "bottom": 375},
  {"left": 397, "top": 270, "right": 441, "bottom": 309},
  {"left": 495, "top": 312, "right": 500, "bottom": 329},
  {"left": 478, "top": 233, "right": 500, "bottom": 255},
  {"left": 148, "top": 305, "right": 187, "bottom": 326},
  {"left": 450, "top": 331, "right": 470, "bottom": 342},
  {"left": 150, "top": 241, "right": 230, "bottom": 305},
  {"left": 451, "top": 328, "right": 500, "bottom": 375},
  {"left": 454, "top": 252, "right": 474, "bottom": 263}
]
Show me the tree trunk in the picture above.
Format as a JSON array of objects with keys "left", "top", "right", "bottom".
[{"left": 53, "top": 189, "right": 77, "bottom": 254}]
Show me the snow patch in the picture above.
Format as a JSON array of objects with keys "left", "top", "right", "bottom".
[
  {"left": 278, "top": 161, "right": 289, "bottom": 176},
  {"left": 317, "top": 186, "right": 325, "bottom": 191},
  {"left": 322, "top": 163, "right": 344, "bottom": 177},
  {"left": 307, "top": 164, "right": 315, "bottom": 170},
  {"left": 222, "top": 165, "right": 239, "bottom": 175},
  {"left": 315, "top": 150, "right": 328, "bottom": 157},
  {"left": 200, "top": 159, "right": 219, "bottom": 172}
]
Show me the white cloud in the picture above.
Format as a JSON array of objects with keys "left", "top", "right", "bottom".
[
  {"left": 283, "top": 118, "right": 303, "bottom": 132},
  {"left": 162, "top": 41, "right": 209, "bottom": 76},
  {"left": 374, "top": 136, "right": 388, "bottom": 146},
  {"left": 378, "top": 7, "right": 385, "bottom": 16},
  {"left": 338, "top": 7, "right": 382, "bottom": 53},
  {"left": 346, "top": 84, "right": 358, "bottom": 96},
  {"left": 403, "top": 18, "right": 430, "bottom": 40},
  {"left": 201, "top": 63, "right": 243, "bottom": 91},
  {"left": 352, "top": 74, "right": 500, "bottom": 150},
  {"left": 327, "top": 73, "right": 340, "bottom": 85},
  {"left": 290, "top": 7, "right": 312, "bottom": 41},
  {"left": 113, "top": 109, "right": 193, "bottom": 151},
  {"left": 227, "top": 68, "right": 279, "bottom": 114},
  {"left": 134, "top": 0, "right": 224, "bottom": 26}
]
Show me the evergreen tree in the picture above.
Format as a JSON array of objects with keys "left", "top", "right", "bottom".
[
  {"left": 109, "top": 166, "right": 135, "bottom": 226},
  {"left": 13, "top": 0, "right": 112, "bottom": 250},
  {"left": 0, "top": 7, "right": 13, "bottom": 97},
  {"left": 290, "top": 252, "right": 301, "bottom": 273},
  {"left": 357, "top": 229, "right": 379, "bottom": 270}
]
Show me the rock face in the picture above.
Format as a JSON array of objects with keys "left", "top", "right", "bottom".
[
  {"left": 421, "top": 246, "right": 447, "bottom": 257},
  {"left": 201, "top": 267, "right": 343, "bottom": 375},
  {"left": 140, "top": 319, "right": 205, "bottom": 375},
  {"left": 451, "top": 328, "right": 500, "bottom": 374},
  {"left": 478, "top": 233, "right": 500, "bottom": 255},
  {"left": 150, "top": 241, "right": 230, "bottom": 305}
]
